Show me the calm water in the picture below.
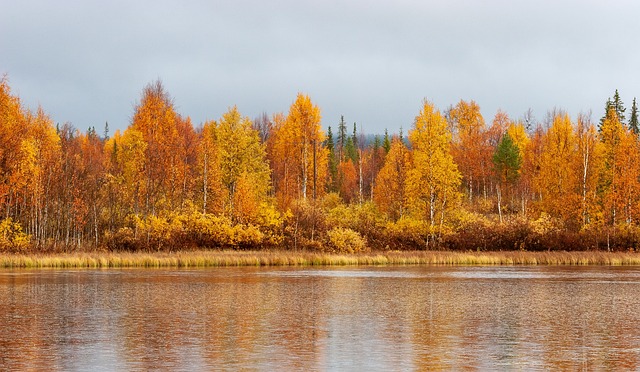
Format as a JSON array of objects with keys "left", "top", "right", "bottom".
[{"left": 1, "top": 266, "right": 640, "bottom": 370}]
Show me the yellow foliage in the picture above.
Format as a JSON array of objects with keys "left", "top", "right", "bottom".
[
  {"left": 255, "top": 202, "right": 284, "bottom": 246},
  {"left": 535, "top": 113, "right": 581, "bottom": 223},
  {"left": 320, "top": 192, "right": 343, "bottom": 211},
  {"left": 0, "top": 218, "right": 30, "bottom": 252},
  {"left": 530, "top": 212, "right": 562, "bottom": 235},
  {"left": 374, "top": 138, "right": 411, "bottom": 220},
  {"left": 384, "top": 217, "right": 430, "bottom": 249},
  {"left": 449, "top": 208, "right": 491, "bottom": 231},
  {"left": 599, "top": 107, "right": 640, "bottom": 226},
  {"left": 326, "top": 227, "right": 367, "bottom": 253},
  {"left": 507, "top": 122, "right": 529, "bottom": 161},
  {"left": 406, "top": 100, "right": 461, "bottom": 227},
  {"left": 271, "top": 94, "right": 328, "bottom": 209}
]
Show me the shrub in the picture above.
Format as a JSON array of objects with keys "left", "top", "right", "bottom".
[
  {"left": 104, "top": 227, "right": 138, "bottom": 251},
  {"left": 0, "top": 218, "right": 31, "bottom": 253},
  {"left": 381, "top": 217, "right": 430, "bottom": 250},
  {"left": 326, "top": 227, "right": 367, "bottom": 253},
  {"left": 283, "top": 199, "right": 327, "bottom": 249},
  {"left": 255, "top": 202, "right": 284, "bottom": 246},
  {"left": 325, "top": 201, "right": 386, "bottom": 248}
]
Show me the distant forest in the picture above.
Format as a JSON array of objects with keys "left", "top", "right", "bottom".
[{"left": 1, "top": 76, "right": 639, "bottom": 252}]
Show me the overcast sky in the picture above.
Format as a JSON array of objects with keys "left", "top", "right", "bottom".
[{"left": 2, "top": 0, "right": 640, "bottom": 134}]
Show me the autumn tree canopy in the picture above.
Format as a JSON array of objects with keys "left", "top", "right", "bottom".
[{"left": 2, "top": 76, "right": 640, "bottom": 252}]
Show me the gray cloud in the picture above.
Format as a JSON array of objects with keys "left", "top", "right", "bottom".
[{"left": 2, "top": 0, "right": 640, "bottom": 133}]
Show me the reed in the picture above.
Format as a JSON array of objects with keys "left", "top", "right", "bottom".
[{"left": 1, "top": 250, "right": 640, "bottom": 268}]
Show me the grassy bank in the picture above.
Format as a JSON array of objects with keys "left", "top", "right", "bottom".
[{"left": 1, "top": 250, "right": 640, "bottom": 268}]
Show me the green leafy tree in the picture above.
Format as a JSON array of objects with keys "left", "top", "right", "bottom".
[
  {"left": 492, "top": 132, "right": 522, "bottom": 222},
  {"left": 493, "top": 132, "right": 522, "bottom": 185}
]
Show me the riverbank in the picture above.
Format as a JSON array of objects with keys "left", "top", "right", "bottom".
[{"left": 1, "top": 250, "right": 640, "bottom": 268}]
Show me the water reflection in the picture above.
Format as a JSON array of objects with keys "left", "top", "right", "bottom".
[{"left": 1, "top": 266, "right": 640, "bottom": 370}]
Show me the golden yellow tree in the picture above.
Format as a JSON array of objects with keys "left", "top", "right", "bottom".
[
  {"left": 19, "top": 108, "right": 61, "bottom": 244},
  {"left": 600, "top": 107, "right": 626, "bottom": 226},
  {"left": 216, "top": 107, "right": 271, "bottom": 223},
  {"left": 576, "top": 113, "right": 603, "bottom": 227},
  {"left": 130, "top": 80, "right": 180, "bottom": 216},
  {"left": 197, "top": 120, "right": 224, "bottom": 215},
  {"left": 611, "top": 128, "right": 640, "bottom": 225},
  {"left": 506, "top": 122, "right": 530, "bottom": 215},
  {"left": 0, "top": 78, "right": 27, "bottom": 219},
  {"left": 507, "top": 122, "right": 529, "bottom": 162},
  {"left": 271, "top": 94, "right": 328, "bottom": 209},
  {"left": 106, "top": 128, "right": 147, "bottom": 217},
  {"left": 599, "top": 108, "right": 640, "bottom": 226},
  {"left": 373, "top": 138, "right": 412, "bottom": 220},
  {"left": 172, "top": 115, "right": 198, "bottom": 210},
  {"left": 449, "top": 100, "right": 486, "bottom": 202},
  {"left": 535, "top": 113, "right": 580, "bottom": 225},
  {"left": 406, "top": 101, "right": 461, "bottom": 236}
]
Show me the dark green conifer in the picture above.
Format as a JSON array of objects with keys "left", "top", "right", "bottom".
[
  {"left": 629, "top": 98, "right": 639, "bottom": 135},
  {"left": 382, "top": 129, "right": 391, "bottom": 153},
  {"left": 325, "top": 126, "right": 338, "bottom": 191},
  {"left": 337, "top": 115, "right": 347, "bottom": 162}
]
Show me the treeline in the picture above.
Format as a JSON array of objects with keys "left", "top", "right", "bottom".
[{"left": 1, "top": 77, "right": 639, "bottom": 252}]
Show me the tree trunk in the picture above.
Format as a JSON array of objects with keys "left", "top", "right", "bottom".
[{"left": 496, "top": 184, "right": 503, "bottom": 223}]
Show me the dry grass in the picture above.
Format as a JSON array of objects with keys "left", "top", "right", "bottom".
[{"left": 1, "top": 250, "right": 640, "bottom": 268}]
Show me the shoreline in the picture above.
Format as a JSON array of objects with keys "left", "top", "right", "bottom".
[{"left": 1, "top": 250, "right": 640, "bottom": 268}]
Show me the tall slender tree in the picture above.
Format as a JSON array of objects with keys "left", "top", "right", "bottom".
[
  {"left": 382, "top": 129, "right": 391, "bottom": 153},
  {"left": 600, "top": 89, "right": 626, "bottom": 129},
  {"left": 449, "top": 99, "right": 486, "bottom": 203},
  {"left": 325, "top": 125, "right": 338, "bottom": 192},
  {"left": 374, "top": 138, "right": 411, "bottom": 220},
  {"left": 492, "top": 132, "right": 521, "bottom": 222},
  {"left": 130, "top": 80, "right": 179, "bottom": 216},
  {"left": 629, "top": 98, "right": 639, "bottom": 135},
  {"left": 535, "top": 113, "right": 579, "bottom": 224},
  {"left": 406, "top": 100, "right": 461, "bottom": 237},
  {"left": 271, "top": 94, "right": 328, "bottom": 208}
]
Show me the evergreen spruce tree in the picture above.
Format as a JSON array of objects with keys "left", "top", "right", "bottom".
[
  {"left": 373, "top": 135, "right": 381, "bottom": 153},
  {"left": 325, "top": 125, "right": 338, "bottom": 192},
  {"left": 344, "top": 136, "right": 357, "bottom": 163},
  {"left": 613, "top": 89, "right": 626, "bottom": 124},
  {"left": 630, "top": 97, "right": 639, "bottom": 135},
  {"left": 600, "top": 90, "right": 626, "bottom": 130},
  {"left": 337, "top": 115, "right": 347, "bottom": 162},
  {"left": 599, "top": 97, "right": 613, "bottom": 130},
  {"left": 382, "top": 129, "right": 391, "bottom": 153},
  {"left": 352, "top": 122, "right": 358, "bottom": 155}
]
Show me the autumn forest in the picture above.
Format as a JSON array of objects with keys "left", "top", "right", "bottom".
[{"left": 1, "top": 77, "right": 639, "bottom": 253}]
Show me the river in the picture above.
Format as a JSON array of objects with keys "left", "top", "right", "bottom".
[{"left": 1, "top": 266, "right": 639, "bottom": 370}]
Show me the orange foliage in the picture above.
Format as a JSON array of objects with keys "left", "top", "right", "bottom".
[
  {"left": 337, "top": 160, "right": 358, "bottom": 204},
  {"left": 271, "top": 94, "right": 328, "bottom": 210},
  {"left": 373, "top": 139, "right": 411, "bottom": 220}
]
